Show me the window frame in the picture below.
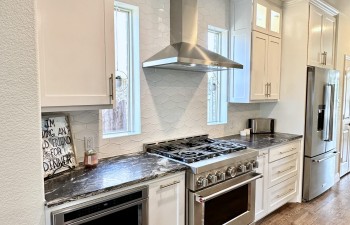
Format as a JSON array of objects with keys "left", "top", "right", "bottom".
[
  {"left": 102, "top": 1, "right": 141, "bottom": 139},
  {"left": 207, "top": 25, "right": 229, "bottom": 125}
]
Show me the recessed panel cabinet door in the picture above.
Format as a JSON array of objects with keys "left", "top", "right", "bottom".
[
  {"left": 251, "top": 31, "right": 268, "bottom": 100},
  {"left": 255, "top": 150, "right": 268, "bottom": 221},
  {"left": 322, "top": 15, "right": 336, "bottom": 69},
  {"left": 148, "top": 174, "right": 185, "bottom": 225},
  {"left": 308, "top": 5, "right": 323, "bottom": 66},
  {"left": 267, "top": 36, "right": 281, "bottom": 100},
  {"left": 39, "top": 0, "right": 115, "bottom": 109}
]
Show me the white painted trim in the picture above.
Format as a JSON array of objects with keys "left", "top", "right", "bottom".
[
  {"left": 309, "top": 0, "right": 338, "bottom": 16},
  {"left": 283, "top": 0, "right": 339, "bottom": 16},
  {"left": 102, "top": 1, "right": 141, "bottom": 139}
]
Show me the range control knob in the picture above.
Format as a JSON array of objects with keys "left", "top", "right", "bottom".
[
  {"left": 207, "top": 174, "right": 217, "bottom": 184},
  {"left": 226, "top": 167, "right": 237, "bottom": 178},
  {"left": 197, "top": 177, "right": 208, "bottom": 188},
  {"left": 252, "top": 160, "right": 259, "bottom": 169},
  {"left": 245, "top": 162, "right": 253, "bottom": 171},
  {"left": 215, "top": 171, "right": 226, "bottom": 181},
  {"left": 237, "top": 164, "right": 246, "bottom": 173}
]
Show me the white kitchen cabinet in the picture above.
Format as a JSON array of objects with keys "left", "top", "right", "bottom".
[
  {"left": 255, "top": 150, "right": 269, "bottom": 221},
  {"left": 253, "top": 0, "right": 282, "bottom": 38},
  {"left": 148, "top": 173, "right": 185, "bottom": 225},
  {"left": 230, "top": 0, "right": 282, "bottom": 103},
  {"left": 254, "top": 139, "right": 301, "bottom": 222},
  {"left": 250, "top": 32, "right": 281, "bottom": 101},
  {"left": 267, "top": 175, "right": 298, "bottom": 213},
  {"left": 38, "top": 0, "right": 115, "bottom": 112},
  {"left": 307, "top": 4, "right": 336, "bottom": 69}
]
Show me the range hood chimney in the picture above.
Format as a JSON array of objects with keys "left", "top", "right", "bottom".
[{"left": 142, "top": 0, "right": 243, "bottom": 72}]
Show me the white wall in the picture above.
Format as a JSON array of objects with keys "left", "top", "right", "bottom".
[
  {"left": 0, "top": 0, "right": 45, "bottom": 225},
  {"left": 63, "top": 0, "right": 260, "bottom": 162}
]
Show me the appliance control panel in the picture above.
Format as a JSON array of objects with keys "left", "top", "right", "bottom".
[{"left": 189, "top": 156, "right": 258, "bottom": 190}]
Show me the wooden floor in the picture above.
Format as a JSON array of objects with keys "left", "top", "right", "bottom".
[{"left": 256, "top": 174, "right": 350, "bottom": 225}]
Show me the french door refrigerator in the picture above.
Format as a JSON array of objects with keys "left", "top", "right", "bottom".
[{"left": 303, "top": 66, "right": 339, "bottom": 201}]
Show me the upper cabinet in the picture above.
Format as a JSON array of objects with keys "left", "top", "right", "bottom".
[
  {"left": 307, "top": 4, "right": 336, "bottom": 69},
  {"left": 229, "top": 0, "right": 282, "bottom": 103},
  {"left": 253, "top": 0, "right": 282, "bottom": 38},
  {"left": 38, "top": 0, "right": 115, "bottom": 112}
]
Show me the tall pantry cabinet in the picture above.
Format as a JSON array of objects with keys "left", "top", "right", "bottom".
[{"left": 230, "top": 0, "right": 282, "bottom": 103}]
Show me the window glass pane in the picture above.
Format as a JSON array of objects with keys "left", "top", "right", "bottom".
[
  {"left": 102, "top": 8, "right": 131, "bottom": 134},
  {"left": 256, "top": 3, "right": 267, "bottom": 29},
  {"left": 207, "top": 30, "right": 222, "bottom": 123},
  {"left": 270, "top": 10, "right": 280, "bottom": 33}
]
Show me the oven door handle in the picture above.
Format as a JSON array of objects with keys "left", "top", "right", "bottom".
[{"left": 195, "top": 173, "right": 263, "bottom": 203}]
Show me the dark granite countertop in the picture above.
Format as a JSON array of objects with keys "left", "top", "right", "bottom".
[
  {"left": 44, "top": 152, "right": 187, "bottom": 208},
  {"left": 219, "top": 132, "right": 303, "bottom": 149}
]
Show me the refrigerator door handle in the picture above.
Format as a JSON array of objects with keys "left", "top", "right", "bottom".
[
  {"left": 312, "top": 151, "right": 338, "bottom": 163},
  {"left": 323, "top": 84, "right": 334, "bottom": 141}
]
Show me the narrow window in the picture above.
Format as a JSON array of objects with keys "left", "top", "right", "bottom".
[
  {"left": 102, "top": 2, "right": 140, "bottom": 138},
  {"left": 207, "top": 26, "right": 228, "bottom": 125}
]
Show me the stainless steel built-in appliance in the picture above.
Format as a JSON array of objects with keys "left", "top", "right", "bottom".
[
  {"left": 303, "top": 66, "right": 339, "bottom": 201},
  {"left": 145, "top": 135, "right": 261, "bottom": 225},
  {"left": 248, "top": 118, "right": 275, "bottom": 134},
  {"left": 51, "top": 186, "right": 148, "bottom": 225},
  {"left": 142, "top": 0, "right": 243, "bottom": 72}
]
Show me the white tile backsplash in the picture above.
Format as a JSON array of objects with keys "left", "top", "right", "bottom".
[{"left": 69, "top": 0, "right": 261, "bottom": 162}]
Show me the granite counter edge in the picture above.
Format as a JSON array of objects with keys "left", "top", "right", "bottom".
[{"left": 45, "top": 166, "right": 187, "bottom": 208}]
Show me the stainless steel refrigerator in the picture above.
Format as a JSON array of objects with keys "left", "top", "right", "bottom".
[{"left": 303, "top": 66, "right": 339, "bottom": 201}]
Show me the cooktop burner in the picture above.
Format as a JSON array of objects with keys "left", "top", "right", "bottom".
[{"left": 145, "top": 135, "right": 247, "bottom": 163}]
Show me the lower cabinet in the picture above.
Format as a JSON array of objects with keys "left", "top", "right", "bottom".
[
  {"left": 148, "top": 173, "right": 185, "bottom": 225},
  {"left": 255, "top": 149, "right": 269, "bottom": 221},
  {"left": 255, "top": 140, "right": 301, "bottom": 222}
]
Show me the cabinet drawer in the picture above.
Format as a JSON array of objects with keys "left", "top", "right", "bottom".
[
  {"left": 268, "top": 153, "right": 298, "bottom": 187},
  {"left": 268, "top": 176, "right": 297, "bottom": 213},
  {"left": 269, "top": 141, "right": 300, "bottom": 162}
]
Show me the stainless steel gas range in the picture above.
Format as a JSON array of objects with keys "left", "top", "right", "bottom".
[{"left": 144, "top": 135, "right": 262, "bottom": 225}]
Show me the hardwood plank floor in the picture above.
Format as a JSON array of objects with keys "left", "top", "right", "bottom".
[{"left": 256, "top": 174, "right": 350, "bottom": 225}]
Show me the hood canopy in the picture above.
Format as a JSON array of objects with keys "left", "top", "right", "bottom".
[{"left": 142, "top": 0, "right": 243, "bottom": 72}]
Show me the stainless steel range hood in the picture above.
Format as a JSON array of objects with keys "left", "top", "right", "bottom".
[{"left": 142, "top": 0, "right": 243, "bottom": 72}]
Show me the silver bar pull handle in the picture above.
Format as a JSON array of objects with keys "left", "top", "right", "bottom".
[
  {"left": 195, "top": 173, "right": 263, "bottom": 203},
  {"left": 268, "top": 82, "right": 271, "bottom": 97},
  {"left": 109, "top": 73, "right": 114, "bottom": 100},
  {"left": 323, "top": 84, "right": 333, "bottom": 141},
  {"left": 265, "top": 83, "right": 268, "bottom": 97},
  {"left": 312, "top": 152, "right": 338, "bottom": 163},
  {"left": 160, "top": 180, "right": 180, "bottom": 189},
  {"left": 277, "top": 166, "right": 294, "bottom": 174}
]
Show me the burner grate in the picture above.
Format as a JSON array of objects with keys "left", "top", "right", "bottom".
[{"left": 145, "top": 136, "right": 247, "bottom": 163}]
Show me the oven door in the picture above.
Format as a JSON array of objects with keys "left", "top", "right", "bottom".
[{"left": 188, "top": 172, "right": 262, "bottom": 225}]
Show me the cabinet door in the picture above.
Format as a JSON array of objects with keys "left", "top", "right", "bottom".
[
  {"left": 255, "top": 151, "right": 268, "bottom": 221},
  {"left": 267, "top": 36, "right": 281, "bottom": 100},
  {"left": 39, "top": 0, "right": 115, "bottom": 109},
  {"left": 269, "top": 5, "right": 282, "bottom": 38},
  {"left": 253, "top": 0, "right": 270, "bottom": 34},
  {"left": 148, "top": 174, "right": 185, "bottom": 225},
  {"left": 251, "top": 31, "right": 268, "bottom": 100},
  {"left": 308, "top": 5, "right": 323, "bottom": 66},
  {"left": 322, "top": 14, "right": 336, "bottom": 69}
]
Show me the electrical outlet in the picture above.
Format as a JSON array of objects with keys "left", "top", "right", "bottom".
[{"left": 85, "top": 136, "right": 94, "bottom": 151}]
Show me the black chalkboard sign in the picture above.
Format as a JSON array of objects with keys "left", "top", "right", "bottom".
[{"left": 41, "top": 115, "right": 77, "bottom": 178}]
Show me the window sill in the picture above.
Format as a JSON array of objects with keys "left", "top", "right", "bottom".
[
  {"left": 102, "top": 131, "right": 141, "bottom": 139},
  {"left": 207, "top": 121, "right": 227, "bottom": 126}
]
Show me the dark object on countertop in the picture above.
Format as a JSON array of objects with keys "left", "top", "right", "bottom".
[{"left": 248, "top": 118, "right": 275, "bottom": 134}]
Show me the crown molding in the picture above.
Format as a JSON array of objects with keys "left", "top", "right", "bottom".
[
  {"left": 282, "top": 0, "right": 339, "bottom": 16},
  {"left": 309, "top": 0, "right": 339, "bottom": 16}
]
